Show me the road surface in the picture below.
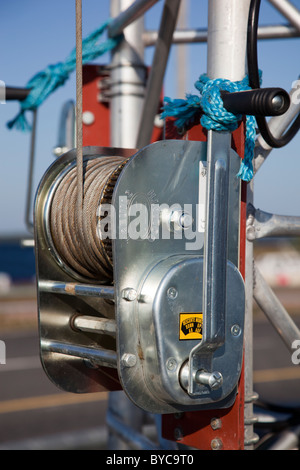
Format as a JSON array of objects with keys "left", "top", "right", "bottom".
[{"left": 0, "top": 292, "right": 299, "bottom": 449}]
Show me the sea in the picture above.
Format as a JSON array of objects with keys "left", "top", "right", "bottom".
[{"left": 0, "top": 237, "right": 36, "bottom": 286}]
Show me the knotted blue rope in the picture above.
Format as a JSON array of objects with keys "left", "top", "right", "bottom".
[
  {"left": 7, "top": 19, "right": 123, "bottom": 132},
  {"left": 161, "top": 72, "right": 262, "bottom": 182}
]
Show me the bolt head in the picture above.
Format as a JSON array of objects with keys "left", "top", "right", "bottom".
[
  {"left": 122, "top": 288, "right": 137, "bottom": 301},
  {"left": 209, "top": 372, "right": 223, "bottom": 390},
  {"left": 211, "top": 438, "right": 223, "bottom": 450},
  {"left": 195, "top": 370, "right": 223, "bottom": 390},
  {"left": 121, "top": 353, "right": 137, "bottom": 368},
  {"left": 210, "top": 417, "right": 222, "bottom": 430}
]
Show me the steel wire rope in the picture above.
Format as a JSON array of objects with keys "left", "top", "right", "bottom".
[
  {"left": 48, "top": 0, "right": 125, "bottom": 282},
  {"left": 49, "top": 157, "right": 124, "bottom": 281}
]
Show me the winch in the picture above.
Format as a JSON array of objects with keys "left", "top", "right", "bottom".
[{"left": 34, "top": 137, "right": 245, "bottom": 413}]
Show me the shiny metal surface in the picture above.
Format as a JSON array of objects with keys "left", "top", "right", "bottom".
[
  {"left": 246, "top": 203, "right": 300, "bottom": 240},
  {"left": 41, "top": 339, "right": 117, "bottom": 368},
  {"left": 112, "top": 140, "right": 244, "bottom": 413},
  {"left": 34, "top": 146, "right": 131, "bottom": 393},
  {"left": 189, "top": 131, "right": 232, "bottom": 397},
  {"left": 39, "top": 280, "right": 115, "bottom": 299}
]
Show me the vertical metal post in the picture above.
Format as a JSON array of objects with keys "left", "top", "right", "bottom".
[
  {"left": 207, "top": 0, "right": 250, "bottom": 81},
  {"left": 108, "top": 0, "right": 146, "bottom": 450},
  {"left": 110, "top": 0, "right": 146, "bottom": 148},
  {"left": 176, "top": 0, "right": 188, "bottom": 98},
  {"left": 206, "top": 0, "right": 252, "bottom": 449},
  {"left": 25, "top": 109, "right": 37, "bottom": 233}
]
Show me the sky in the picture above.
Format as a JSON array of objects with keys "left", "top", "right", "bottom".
[{"left": 0, "top": 0, "right": 299, "bottom": 237}]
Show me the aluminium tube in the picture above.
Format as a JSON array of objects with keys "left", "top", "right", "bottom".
[
  {"left": 268, "top": 0, "right": 300, "bottom": 32},
  {"left": 143, "top": 24, "right": 300, "bottom": 47},
  {"left": 136, "top": 0, "right": 182, "bottom": 148},
  {"left": 110, "top": 0, "right": 146, "bottom": 148},
  {"left": 253, "top": 265, "right": 300, "bottom": 354},
  {"left": 108, "top": 0, "right": 160, "bottom": 37}
]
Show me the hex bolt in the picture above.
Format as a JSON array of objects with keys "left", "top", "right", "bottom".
[
  {"left": 122, "top": 288, "right": 137, "bottom": 301},
  {"left": 121, "top": 353, "right": 137, "bottom": 368},
  {"left": 211, "top": 438, "right": 223, "bottom": 450},
  {"left": 195, "top": 370, "right": 223, "bottom": 390},
  {"left": 210, "top": 417, "right": 222, "bottom": 430}
]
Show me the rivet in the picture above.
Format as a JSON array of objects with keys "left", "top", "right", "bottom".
[
  {"left": 167, "top": 287, "right": 178, "bottom": 300},
  {"left": 231, "top": 324, "right": 241, "bottom": 337}
]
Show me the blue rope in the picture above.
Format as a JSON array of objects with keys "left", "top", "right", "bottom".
[
  {"left": 161, "top": 72, "right": 262, "bottom": 182},
  {"left": 7, "top": 19, "right": 123, "bottom": 132}
]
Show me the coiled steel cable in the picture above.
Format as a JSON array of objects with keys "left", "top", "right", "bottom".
[
  {"left": 49, "top": 1, "right": 121, "bottom": 283},
  {"left": 49, "top": 156, "right": 125, "bottom": 282}
]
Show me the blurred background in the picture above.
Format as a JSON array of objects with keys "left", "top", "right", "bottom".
[{"left": 0, "top": 0, "right": 299, "bottom": 449}]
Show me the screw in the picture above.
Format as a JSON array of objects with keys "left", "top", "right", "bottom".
[
  {"left": 121, "top": 353, "right": 137, "bottom": 368},
  {"left": 195, "top": 370, "right": 223, "bottom": 390},
  {"left": 231, "top": 324, "right": 241, "bottom": 337},
  {"left": 210, "top": 417, "right": 222, "bottom": 430},
  {"left": 211, "top": 438, "right": 223, "bottom": 450},
  {"left": 122, "top": 288, "right": 137, "bottom": 301},
  {"left": 167, "top": 287, "right": 178, "bottom": 300}
]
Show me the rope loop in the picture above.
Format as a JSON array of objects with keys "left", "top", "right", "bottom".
[
  {"left": 161, "top": 72, "right": 263, "bottom": 182},
  {"left": 7, "top": 18, "right": 124, "bottom": 132}
]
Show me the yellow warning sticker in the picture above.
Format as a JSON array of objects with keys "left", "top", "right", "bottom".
[{"left": 179, "top": 313, "right": 203, "bottom": 340}]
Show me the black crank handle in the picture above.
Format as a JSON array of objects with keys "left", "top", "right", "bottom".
[
  {"left": 5, "top": 87, "right": 31, "bottom": 101},
  {"left": 221, "top": 87, "right": 290, "bottom": 117}
]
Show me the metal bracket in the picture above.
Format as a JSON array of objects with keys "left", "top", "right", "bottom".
[{"left": 113, "top": 139, "right": 244, "bottom": 413}]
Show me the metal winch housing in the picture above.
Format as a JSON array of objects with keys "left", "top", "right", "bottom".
[{"left": 34, "top": 140, "right": 245, "bottom": 413}]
